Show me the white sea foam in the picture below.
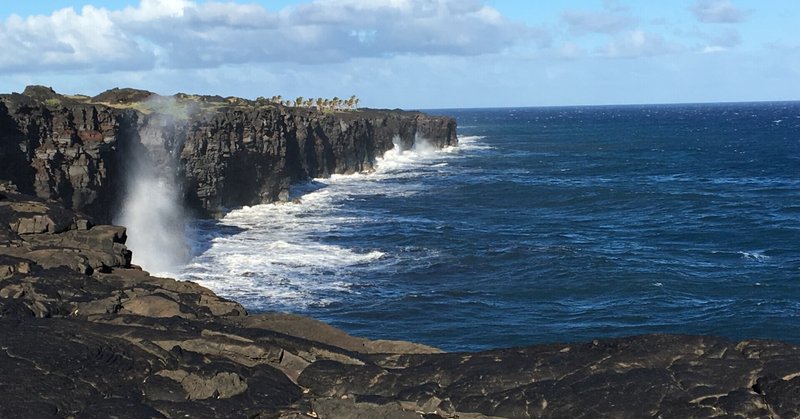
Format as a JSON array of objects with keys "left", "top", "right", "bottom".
[
  {"left": 176, "top": 135, "right": 481, "bottom": 309},
  {"left": 739, "top": 251, "right": 770, "bottom": 262},
  {"left": 456, "top": 135, "right": 492, "bottom": 151}
]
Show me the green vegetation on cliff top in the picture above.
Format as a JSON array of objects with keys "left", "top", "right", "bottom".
[{"left": 10, "top": 86, "right": 362, "bottom": 119}]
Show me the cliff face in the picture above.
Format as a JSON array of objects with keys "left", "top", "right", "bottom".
[
  {"left": 168, "top": 106, "right": 456, "bottom": 217},
  {"left": 0, "top": 86, "right": 457, "bottom": 221},
  {"left": 0, "top": 93, "right": 136, "bottom": 223}
]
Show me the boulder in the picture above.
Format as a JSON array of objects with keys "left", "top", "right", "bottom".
[{"left": 156, "top": 370, "right": 248, "bottom": 400}]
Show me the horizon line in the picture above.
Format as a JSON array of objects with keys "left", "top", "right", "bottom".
[{"left": 418, "top": 98, "right": 800, "bottom": 112}]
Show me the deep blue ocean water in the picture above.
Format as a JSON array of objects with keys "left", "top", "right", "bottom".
[{"left": 178, "top": 102, "right": 800, "bottom": 352}]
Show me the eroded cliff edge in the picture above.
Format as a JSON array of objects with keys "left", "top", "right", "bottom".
[{"left": 0, "top": 86, "right": 457, "bottom": 222}]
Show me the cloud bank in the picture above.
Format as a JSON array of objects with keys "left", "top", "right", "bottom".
[
  {"left": 0, "top": 0, "right": 758, "bottom": 75},
  {"left": 560, "top": 2, "right": 682, "bottom": 59},
  {"left": 0, "top": 0, "right": 535, "bottom": 73},
  {"left": 561, "top": 3, "right": 637, "bottom": 35},
  {"left": 1, "top": 0, "right": 786, "bottom": 109}
]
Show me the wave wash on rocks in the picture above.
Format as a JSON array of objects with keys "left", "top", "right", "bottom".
[{"left": 0, "top": 86, "right": 457, "bottom": 271}]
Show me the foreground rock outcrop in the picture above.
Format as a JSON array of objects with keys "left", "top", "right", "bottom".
[
  {"left": 0, "top": 86, "right": 457, "bottom": 221},
  {"left": 2, "top": 192, "right": 800, "bottom": 418}
]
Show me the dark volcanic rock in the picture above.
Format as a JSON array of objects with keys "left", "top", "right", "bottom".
[
  {"left": 1, "top": 197, "right": 800, "bottom": 418},
  {"left": 92, "top": 87, "right": 155, "bottom": 104},
  {"left": 0, "top": 191, "right": 128, "bottom": 275},
  {"left": 0, "top": 92, "right": 135, "bottom": 222},
  {"left": 21, "top": 85, "right": 62, "bottom": 102},
  {"left": 165, "top": 103, "right": 456, "bottom": 217},
  {"left": 0, "top": 86, "right": 457, "bottom": 222},
  {"left": 3, "top": 88, "right": 800, "bottom": 418}
]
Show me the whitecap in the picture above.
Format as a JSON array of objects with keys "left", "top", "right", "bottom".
[
  {"left": 456, "top": 135, "right": 493, "bottom": 151},
  {"left": 739, "top": 251, "right": 770, "bottom": 262}
]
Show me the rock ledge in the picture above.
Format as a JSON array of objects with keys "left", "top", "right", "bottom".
[{"left": 1, "top": 192, "right": 799, "bottom": 418}]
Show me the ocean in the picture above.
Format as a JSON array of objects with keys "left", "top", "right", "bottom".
[{"left": 176, "top": 102, "right": 800, "bottom": 352}]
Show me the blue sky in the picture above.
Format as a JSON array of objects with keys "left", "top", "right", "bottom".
[{"left": 0, "top": 0, "right": 797, "bottom": 108}]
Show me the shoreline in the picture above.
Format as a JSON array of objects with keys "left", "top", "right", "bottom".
[
  {"left": 2, "top": 188, "right": 800, "bottom": 417},
  {"left": 2, "top": 87, "right": 799, "bottom": 417}
]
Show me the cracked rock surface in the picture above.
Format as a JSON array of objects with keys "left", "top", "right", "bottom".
[{"left": 2, "top": 193, "right": 800, "bottom": 418}]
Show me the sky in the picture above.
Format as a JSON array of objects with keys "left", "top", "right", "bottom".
[{"left": 0, "top": 0, "right": 798, "bottom": 108}]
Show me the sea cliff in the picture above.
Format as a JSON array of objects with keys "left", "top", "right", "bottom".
[
  {"left": 0, "top": 86, "right": 457, "bottom": 222},
  {"left": 1, "top": 87, "right": 799, "bottom": 418}
]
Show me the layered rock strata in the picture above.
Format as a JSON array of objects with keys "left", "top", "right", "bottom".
[{"left": 2, "top": 190, "right": 800, "bottom": 418}]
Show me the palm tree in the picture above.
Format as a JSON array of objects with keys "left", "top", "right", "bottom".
[
  {"left": 347, "top": 95, "right": 357, "bottom": 110},
  {"left": 316, "top": 98, "right": 323, "bottom": 110},
  {"left": 294, "top": 96, "right": 304, "bottom": 107}
]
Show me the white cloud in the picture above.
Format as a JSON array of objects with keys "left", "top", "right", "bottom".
[
  {"left": 119, "top": 0, "right": 192, "bottom": 21},
  {"left": 0, "top": 0, "right": 540, "bottom": 73},
  {"left": 600, "top": 30, "right": 682, "bottom": 59},
  {"left": 691, "top": 0, "right": 750, "bottom": 23},
  {"left": 561, "top": 2, "right": 637, "bottom": 35},
  {"left": 558, "top": 3, "right": 680, "bottom": 60},
  {"left": 697, "top": 28, "right": 741, "bottom": 52},
  {"left": 701, "top": 45, "right": 727, "bottom": 53},
  {"left": 0, "top": 5, "right": 153, "bottom": 72},
  {"left": 557, "top": 42, "right": 584, "bottom": 60}
]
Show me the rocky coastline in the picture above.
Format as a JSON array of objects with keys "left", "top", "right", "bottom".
[
  {"left": 0, "top": 86, "right": 457, "bottom": 222},
  {"left": 1, "top": 87, "right": 800, "bottom": 418}
]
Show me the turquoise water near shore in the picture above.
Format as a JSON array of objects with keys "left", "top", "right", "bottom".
[{"left": 179, "top": 102, "right": 800, "bottom": 351}]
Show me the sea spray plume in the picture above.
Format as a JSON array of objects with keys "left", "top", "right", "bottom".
[
  {"left": 412, "top": 133, "right": 437, "bottom": 155},
  {"left": 391, "top": 134, "right": 404, "bottom": 152},
  {"left": 114, "top": 95, "right": 194, "bottom": 274},
  {"left": 375, "top": 134, "right": 441, "bottom": 174},
  {"left": 117, "top": 162, "right": 188, "bottom": 273},
  {"left": 389, "top": 133, "right": 435, "bottom": 155}
]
